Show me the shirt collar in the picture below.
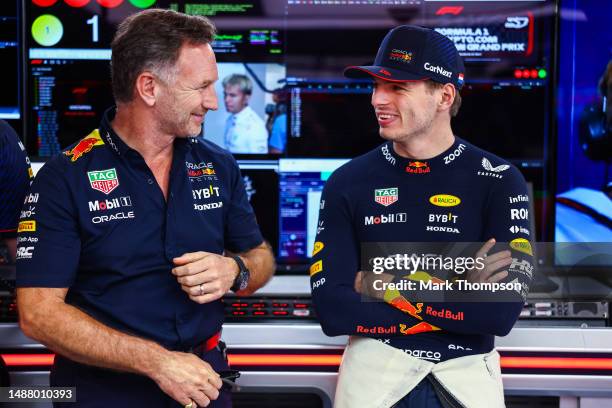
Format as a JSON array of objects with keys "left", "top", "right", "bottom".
[
  {"left": 99, "top": 106, "right": 195, "bottom": 157},
  {"left": 380, "top": 137, "right": 464, "bottom": 175},
  {"left": 100, "top": 106, "right": 131, "bottom": 156},
  {"left": 233, "top": 105, "right": 252, "bottom": 120}
]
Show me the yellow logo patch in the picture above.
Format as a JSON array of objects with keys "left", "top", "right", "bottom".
[
  {"left": 510, "top": 238, "right": 533, "bottom": 256},
  {"left": 429, "top": 194, "right": 461, "bottom": 207},
  {"left": 310, "top": 260, "right": 323, "bottom": 277},
  {"left": 18, "top": 220, "right": 36, "bottom": 233}
]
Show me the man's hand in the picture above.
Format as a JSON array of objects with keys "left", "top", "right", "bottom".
[
  {"left": 354, "top": 270, "right": 393, "bottom": 298},
  {"left": 172, "top": 252, "right": 240, "bottom": 304},
  {"left": 467, "top": 238, "right": 511, "bottom": 283},
  {"left": 151, "top": 351, "right": 222, "bottom": 407}
]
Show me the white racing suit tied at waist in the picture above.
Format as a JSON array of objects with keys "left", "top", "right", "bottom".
[{"left": 334, "top": 337, "right": 505, "bottom": 408}]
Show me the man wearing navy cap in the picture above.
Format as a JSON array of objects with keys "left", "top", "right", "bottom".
[
  {"left": 311, "top": 25, "right": 532, "bottom": 407},
  {"left": 16, "top": 9, "right": 275, "bottom": 408}
]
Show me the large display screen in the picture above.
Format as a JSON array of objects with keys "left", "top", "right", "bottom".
[
  {"left": 277, "top": 158, "right": 348, "bottom": 268},
  {"left": 285, "top": 0, "right": 555, "bottom": 166},
  {"left": 24, "top": 0, "right": 285, "bottom": 157},
  {"left": 0, "top": 1, "right": 21, "bottom": 126},
  {"left": 554, "top": 0, "right": 612, "bottom": 268},
  {"left": 21, "top": 0, "right": 562, "bottom": 273}
]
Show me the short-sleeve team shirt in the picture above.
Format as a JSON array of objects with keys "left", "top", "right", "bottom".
[
  {"left": 0, "top": 120, "right": 33, "bottom": 239},
  {"left": 16, "top": 108, "right": 264, "bottom": 350}
]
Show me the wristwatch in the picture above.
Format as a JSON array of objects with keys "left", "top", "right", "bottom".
[{"left": 230, "top": 255, "right": 250, "bottom": 292}]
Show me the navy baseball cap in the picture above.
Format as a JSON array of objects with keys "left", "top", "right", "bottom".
[{"left": 344, "top": 25, "right": 465, "bottom": 90}]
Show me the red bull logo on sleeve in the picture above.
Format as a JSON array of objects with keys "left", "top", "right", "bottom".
[
  {"left": 356, "top": 325, "right": 397, "bottom": 335},
  {"left": 384, "top": 288, "right": 423, "bottom": 320},
  {"left": 425, "top": 306, "right": 464, "bottom": 321},
  {"left": 399, "top": 322, "right": 441, "bottom": 335},
  {"left": 64, "top": 130, "right": 104, "bottom": 162}
]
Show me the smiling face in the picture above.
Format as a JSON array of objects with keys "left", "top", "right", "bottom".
[
  {"left": 371, "top": 78, "right": 439, "bottom": 143},
  {"left": 154, "top": 42, "right": 219, "bottom": 137}
]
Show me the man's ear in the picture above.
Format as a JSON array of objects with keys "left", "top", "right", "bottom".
[
  {"left": 438, "top": 83, "right": 456, "bottom": 113},
  {"left": 134, "top": 71, "right": 158, "bottom": 107}
]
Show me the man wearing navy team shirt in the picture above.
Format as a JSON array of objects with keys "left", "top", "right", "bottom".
[
  {"left": 0, "top": 120, "right": 33, "bottom": 263},
  {"left": 16, "top": 9, "right": 274, "bottom": 408},
  {"left": 311, "top": 25, "right": 533, "bottom": 407}
]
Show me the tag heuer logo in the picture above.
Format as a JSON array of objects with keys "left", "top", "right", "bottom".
[
  {"left": 374, "top": 188, "right": 398, "bottom": 206},
  {"left": 88, "top": 168, "right": 119, "bottom": 195}
]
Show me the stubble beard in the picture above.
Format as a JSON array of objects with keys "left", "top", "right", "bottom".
[
  {"left": 379, "top": 109, "right": 436, "bottom": 144},
  {"left": 156, "top": 92, "right": 199, "bottom": 138}
]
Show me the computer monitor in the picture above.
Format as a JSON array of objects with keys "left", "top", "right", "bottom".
[
  {"left": 277, "top": 158, "right": 349, "bottom": 270},
  {"left": 284, "top": 0, "right": 555, "bottom": 162},
  {"left": 0, "top": 0, "right": 21, "bottom": 134},
  {"left": 24, "top": 0, "right": 285, "bottom": 157},
  {"left": 283, "top": 0, "right": 556, "bottom": 244},
  {"left": 201, "top": 62, "right": 286, "bottom": 154},
  {"left": 553, "top": 0, "right": 611, "bottom": 268},
  {"left": 237, "top": 160, "right": 280, "bottom": 258}
]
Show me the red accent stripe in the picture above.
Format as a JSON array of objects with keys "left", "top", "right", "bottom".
[
  {"left": 4, "top": 353, "right": 612, "bottom": 371},
  {"left": 0, "top": 228, "right": 17, "bottom": 233},
  {"left": 205, "top": 331, "right": 222, "bottom": 352},
  {"left": 526, "top": 12, "right": 534, "bottom": 56},
  {"left": 228, "top": 354, "right": 343, "bottom": 366},
  {"left": 2, "top": 354, "right": 55, "bottom": 366}
]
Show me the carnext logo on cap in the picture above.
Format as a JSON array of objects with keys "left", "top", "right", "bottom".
[{"left": 424, "top": 62, "right": 452, "bottom": 78}]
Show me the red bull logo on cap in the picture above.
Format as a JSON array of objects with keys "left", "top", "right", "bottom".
[
  {"left": 64, "top": 129, "right": 104, "bottom": 162},
  {"left": 389, "top": 49, "right": 413, "bottom": 64}
]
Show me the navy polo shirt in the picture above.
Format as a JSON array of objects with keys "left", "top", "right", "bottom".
[
  {"left": 16, "top": 108, "right": 264, "bottom": 350},
  {"left": 0, "top": 120, "right": 33, "bottom": 239}
]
